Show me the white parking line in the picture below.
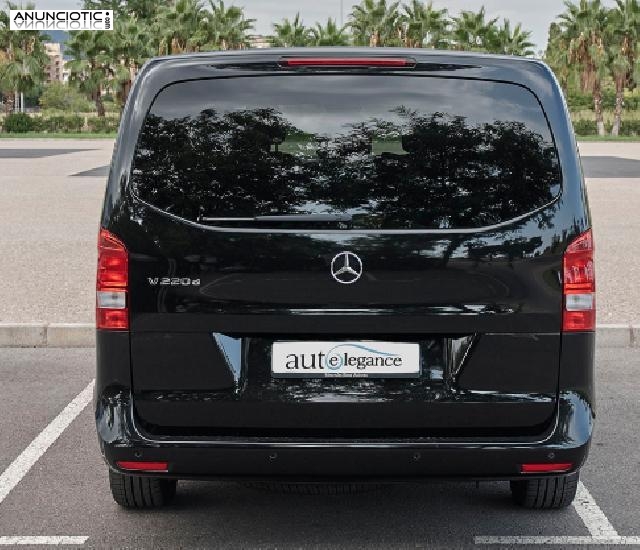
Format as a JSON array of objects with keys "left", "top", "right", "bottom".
[
  {"left": 0, "top": 379, "right": 95, "bottom": 505},
  {"left": 475, "top": 481, "right": 638, "bottom": 545},
  {"left": 0, "top": 536, "right": 89, "bottom": 546},
  {"left": 475, "top": 536, "right": 640, "bottom": 545},
  {"left": 0, "top": 377, "right": 635, "bottom": 548},
  {"left": 0, "top": 381, "right": 94, "bottom": 547},
  {"left": 573, "top": 481, "right": 619, "bottom": 537}
]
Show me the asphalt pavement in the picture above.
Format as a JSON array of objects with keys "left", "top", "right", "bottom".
[
  {"left": 0, "top": 345, "right": 638, "bottom": 548},
  {"left": 0, "top": 139, "right": 639, "bottom": 326},
  {"left": 0, "top": 140, "right": 111, "bottom": 324},
  {"left": 64, "top": 154, "right": 640, "bottom": 180},
  {"left": 0, "top": 139, "right": 639, "bottom": 547}
]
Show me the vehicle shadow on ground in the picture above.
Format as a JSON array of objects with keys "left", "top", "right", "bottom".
[{"left": 110, "top": 481, "right": 580, "bottom": 547}]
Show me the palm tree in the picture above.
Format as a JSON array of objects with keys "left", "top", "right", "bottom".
[
  {"left": 607, "top": 0, "right": 640, "bottom": 135},
  {"left": 401, "top": 0, "right": 449, "bottom": 48},
  {"left": 82, "top": 0, "right": 160, "bottom": 21},
  {"left": 66, "top": 30, "right": 114, "bottom": 116},
  {"left": 451, "top": 7, "right": 498, "bottom": 51},
  {"left": 0, "top": 9, "right": 16, "bottom": 113},
  {"left": 349, "top": 0, "right": 401, "bottom": 47},
  {"left": 310, "top": 18, "right": 350, "bottom": 46},
  {"left": 201, "top": 0, "right": 255, "bottom": 50},
  {"left": 558, "top": 0, "right": 609, "bottom": 135},
  {"left": 111, "top": 14, "right": 153, "bottom": 106},
  {"left": 545, "top": 22, "right": 574, "bottom": 92},
  {"left": 0, "top": 1, "right": 49, "bottom": 114},
  {"left": 271, "top": 13, "right": 311, "bottom": 47},
  {"left": 154, "top": 0, "right": 206, "bottom": 55},
  {"left": 489, "top": 19, "right": 535, "bottom": 56},
  {"left": 123, "top": 0, "right": 160, "bottom": 20}
]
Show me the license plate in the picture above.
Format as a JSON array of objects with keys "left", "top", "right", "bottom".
[{"left": 271, "top": 341, "right": 421, "bottom": 378}]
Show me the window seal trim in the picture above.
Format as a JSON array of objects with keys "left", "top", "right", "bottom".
[
  {"left": 129, "top": 73, "right": 563, "bottom": 235},
  {"left": 131, "top": 192, "right": 562, "bottom": 235}
]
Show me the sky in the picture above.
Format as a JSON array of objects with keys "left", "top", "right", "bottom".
[{"left": 33, "top": 0, "right": 618, "bottom": 53}]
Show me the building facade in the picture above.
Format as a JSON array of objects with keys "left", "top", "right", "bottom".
[
  {"left": 248, "top": 35, "right": 271, "bottom": 49},
  {"left": 44, "top": 43, "right": 68, "bottom": 83}
]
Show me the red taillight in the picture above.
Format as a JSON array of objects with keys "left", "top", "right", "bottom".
[
  {"left": 116, "top": 460, "right": 169, "bottom": 473},
  {"left": 96, "top": 228, "right": 128, "bottom": 330},
  {"left": 279, "top": 57, "right": 415, "bottom": 68},
  {"left": 562, "top": 229, "right": 595, "bottom": 332},
  {"left": 96, "top": 308, "right": 128, "bottom": 330},
  {"left": 520, "top": 462, "right": 573, "bottom": 474}
]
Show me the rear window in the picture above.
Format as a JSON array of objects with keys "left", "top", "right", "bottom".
[{"left": 131, "top": 75, "right": 561, "bottom": 230}]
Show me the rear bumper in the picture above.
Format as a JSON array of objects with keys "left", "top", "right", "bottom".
[{"left": 96, "top": 390, "right": 593, "bottom": 481}]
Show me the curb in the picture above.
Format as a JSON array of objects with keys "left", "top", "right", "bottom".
[
  {"left": 595, "top": 323, "right": 636, "bottom": 349},
  {"left": 0, "top": 323, "right": 95, "bottom": 348},
  {"left": 0, "top": 323, "right": 638, "bottom": 349}
]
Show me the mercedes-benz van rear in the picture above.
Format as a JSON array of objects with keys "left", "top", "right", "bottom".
[{"left": 96, "top": 49, "right": 594, "bottom": 510}]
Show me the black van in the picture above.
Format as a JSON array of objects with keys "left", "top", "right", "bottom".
[{"left": 96, "top": 49, "right": 595, "bottom": 510}]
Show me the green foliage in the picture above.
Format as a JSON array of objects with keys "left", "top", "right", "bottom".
[
  {"left": 349, "top": 0, "right": 401, "bottom": 47},
  {"left": 450, "top": 6, "right": 498, "bottom": 51},
  {"left": 39, "top": 82, "right": 93, "bottom": 112},
  {"left": 66, "top": 30, "right": 114, "bottom": 116},
  {"left": 23, "top": 83, "right": 44, "bottom": 106},
  {"left": 573, "top": 117, "right": 640, "bottom": 135},
  {"left": 310, "top": 18, "right": 350, "bottom": 46},
  {"left": 0, "top": 1, "right": 50, "bottom": 111},
  {"left": 201, "top": 0, "right": 256, "bottom": 50},
  {"left": 547, "top": 0, "right": 640, "bottom": 134},
  {"left": 82, "top": 0, "right": 160, "bottom": 20},
  {"left": 567, "top": 90, "right": 640, "bottom": 110},
  {"left": 2, "top": 0, "right": 638, "bottom": 135},
  {"left": 87, "top": 116, "right": 120, "bottom": 133},
  {"left": 109, "top": 13, "right": 153, "bottom": 104},
  {"left": 619, "top": 119, "right": 640, "bottom": 135},
  {"left": 102, "top": 99, "right": 121, "bottom": 113},
  {"left": 401, "top": 0, "right": 449, "bottom": 48},
  {"left": 153, "top": 0, "right": 255, "bottom": 53},
  {"left": 271, "top": 13, "right": 312, "bottom": 47},
  {"left": 3, "top": 112, "right": 34, "bottom": 132},
  {"left": 568, "top": 92, "right": 599, "bottom": 110},
  {"left": 154, "top": 0, "right": 206, "bottom": 54},
  {"left": 486, "top": 19, "right": 536, "bottom": 56},
  {"left": 573, "top": 119, "right": 600, "bottom": 135},
  {"left": 35, "top": 115, "right": 84, "bottom": 132},
  {"left": 2, "top": 113, "right": 121, "bottom": 133},
  {"left": 345, "top": 1, "right": 535, "bottom": 54}
]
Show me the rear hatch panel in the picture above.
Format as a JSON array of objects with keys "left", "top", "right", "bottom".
[
  {"left": 133, "top": 331, "right": 559, "bottom": 437},
  {"left": 118, "top": 64, "right": 566, "bottom": 438},
  {"left": 127, "top": 213, "right": 562, "bottom": 437}
]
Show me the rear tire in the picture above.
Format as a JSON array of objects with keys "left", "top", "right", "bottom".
[
  {"left": 108, "top": 470, "right": 177, "bottom": 508},
  {"left": 510, "top": 471, "right": 579, "bottom": 509}
]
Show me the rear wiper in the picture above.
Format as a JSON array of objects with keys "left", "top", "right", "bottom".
[
  {"left": 254, "top": 213, "right": 353, "bottom": 222},
  {"left": 199, "top": 214, "right": 353, "bottom": 223}
]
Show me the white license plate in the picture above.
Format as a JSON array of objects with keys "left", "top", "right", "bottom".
[{"left": 271, "top": 341, "right": 421, "bottom": 378}]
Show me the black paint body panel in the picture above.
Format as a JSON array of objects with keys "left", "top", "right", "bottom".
[{"left": 96, "top": 49, "right": 594, "bottom": 480}]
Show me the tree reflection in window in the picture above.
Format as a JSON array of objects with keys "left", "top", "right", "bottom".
[{"left": 132, "top": 105, "right": 560, "bottom": 230}]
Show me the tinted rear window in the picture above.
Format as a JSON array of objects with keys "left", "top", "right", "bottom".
[{"left": 131, "top": 75, "right": 561, "bottom": 229}]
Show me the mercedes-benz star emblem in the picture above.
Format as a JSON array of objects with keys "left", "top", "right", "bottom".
[{"left": 330, "top": 251, "right": 363, "bottom": 284}]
